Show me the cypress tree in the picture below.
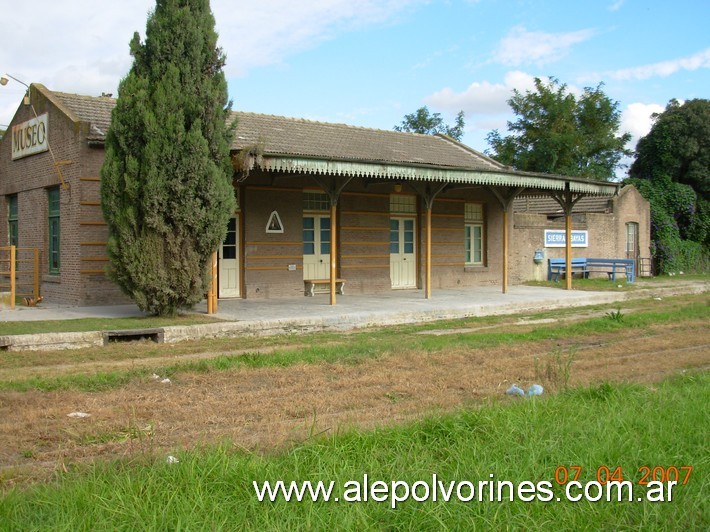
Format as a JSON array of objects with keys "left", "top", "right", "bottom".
[{"left": 101, "top": 0, "right": 236, "bottom": 316}]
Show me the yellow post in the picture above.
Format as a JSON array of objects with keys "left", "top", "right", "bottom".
[
  {"left": 502, "top": 210, "right": 509, "bottom": 294},
  {"left": 33, "top": 248, "right": 40, "bottom": 299},
  {"left": 426, "top": 205, "right": 432, "bottom": 299},
  {"left": 207, "top": 251, "right": 218, "bottom": 314},
  {"left": 10, "top": 246, "right": 16, "bottom": 310},
  {"left": 565, "top": 213, "right": 572, "bottom": 291},
  {"left": 330, "top": 202, "right": 337, "bottom": 305}
]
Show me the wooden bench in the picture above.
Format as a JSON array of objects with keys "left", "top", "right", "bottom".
[
  {"left": 304, "top": 279, "right": 346, "bottom": 297},
  {"left": 548, "top": 258, "right": 635, "bottom": 283}
]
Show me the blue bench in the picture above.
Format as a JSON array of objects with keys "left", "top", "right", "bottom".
[
  {"left": 548, "top": 258, "right": 587, "bottom": 282},
  {"left": 548, "top": 258, "right": 635, "bottom": 283}
]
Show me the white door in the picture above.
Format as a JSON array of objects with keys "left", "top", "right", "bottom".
[
  {"left": 390, "top": 217, "right": 416, "bottom": 288},
  {"left": 303, "top": 215, "right": 331, "bottom": 280},
  {"left": 218, "top": 217, "right": 240, "bottom": 298}
]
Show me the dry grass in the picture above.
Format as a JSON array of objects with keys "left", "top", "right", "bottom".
[{"left": 1, "top": 308, "right": 708, "bottom": 488}]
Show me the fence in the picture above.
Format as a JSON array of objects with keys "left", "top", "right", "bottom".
[{"left": 0, "top": 246, "right": 41, "bottom": 310}]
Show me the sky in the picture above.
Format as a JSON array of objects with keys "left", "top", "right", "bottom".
[{"left": 1, "top": 0, "right": 708, "bottom": 175}]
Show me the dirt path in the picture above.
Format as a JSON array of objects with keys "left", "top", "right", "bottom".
[{"left": 1, "top": 311, "right": 708, "bottom": 487}]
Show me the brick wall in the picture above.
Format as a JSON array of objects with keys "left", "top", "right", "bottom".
[
  {"left": 510, "top": 186, "right": 651, "bottom": 282},
  {"left": 0, "top": 89, "right": 650, "bottom": 305},
  {"left": 0, "top": 87, "right": 128, "bottom": 305}
]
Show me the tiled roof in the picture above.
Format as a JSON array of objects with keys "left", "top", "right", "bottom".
[
  {"left": 514, "top": 195, "right": 613, "bottom": 214},
  {"left": 54, "top": 91, "right": 115, "bottom": 138},
  {"left": 230, "top": 112, "right": 506, "bottom": 171},
  {"left": 53, "top": 90, "right": 505, "bottom": 171}
]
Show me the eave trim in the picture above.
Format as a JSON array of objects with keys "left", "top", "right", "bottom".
[{"left": 258, "top": 156, "right": 618, "bottom": 196}]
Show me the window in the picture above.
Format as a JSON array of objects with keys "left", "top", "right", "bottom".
[
  {"left": 48, "top": 187, "right": 60, "bottom": 274},
  {"left": 8, "top": 195, "right": 18, "bottom": 248},
  {"left": 303, "top": 215, "right": 330, "bottom": 255},
  {"left": 390, "top": 194, "right": 417, "bottom": 215},
  {"left": 303, "top": 191, "right": 330, "bottom": 212},
  {"left": 465, "top": 203, "right": 485, "bottom": 266}
]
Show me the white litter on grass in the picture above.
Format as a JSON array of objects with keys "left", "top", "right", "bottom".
[
  {"left": 67, "top": 412, "right": 91, "bottom": 418},
  {"left": 151, "top": 373, "right": 161, "bottom": 380},
  {"left": 654, "top": 297, "right": 663, "bottom": 301},
  {"left": 166, "top": 455, "right": 180, "bottom": 464},
  {"left": 506, "top": 384, "right": 525, "bottom": 397},
  {"left": 160, "top": 378, "right": 171, "bottom": 384},
  {"left": 527, "top": 384, "right": 544, "bottom": 396},
  {"left": 505, "top": 384, "right": 544, "bottom": 398}
]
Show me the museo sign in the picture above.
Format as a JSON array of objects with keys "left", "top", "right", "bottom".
[
  {"left": 11, "top": 113, "right": 48, "bottom": 160},
  {"left": 544, "top": 229, "right": 588, "bottom": 248}
]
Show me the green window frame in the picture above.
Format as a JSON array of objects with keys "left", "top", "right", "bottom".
[
  {"left": 48, "top": 187, "right": 60, "bottom": 274},
  {"left": 8, "top": 195, "right": 18, "bottom": 249}
]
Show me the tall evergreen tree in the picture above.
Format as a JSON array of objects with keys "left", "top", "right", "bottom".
[{"left": 101, "top": 0, "right": 236, "bottom": 316}]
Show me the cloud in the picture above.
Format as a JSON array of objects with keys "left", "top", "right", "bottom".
[
  {"left": 424, "top": 71, "right": 538, "bottom": 115},
  {"left": 0, "top": 0, "right": 424, "bottom": 94},
  {"left": 0, "top": 0, "right": 425, "bottom": 126},
  {"left": 608, "top": 0, "right": 625, "bottom": 11},
  {"left": 492, "top": 25, "right": 595, "bottom": 66},
  {"left": 620, "top": 102, "right": 664, "bottom": 148},
  {"left": 604, "top": 48, "right": 710, "bottom": 81},
  {"left": 219, "top": 0, "right": 427, "bottom": 76}
]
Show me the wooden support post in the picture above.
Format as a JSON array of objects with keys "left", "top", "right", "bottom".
[
  {"left": 502, "top": 210, "right": 509, "bottom": 294},
  {"left": 330, "top": 202, "right": 337, "bottom": 305},
  {"left": 207, "top": 251, "right": 218, "bottom": 314},
  {"left": 488, "top": 187, "right": 524, "bottom": 295},
  {"left": 426, "top": 205, "right": 432, "bottom": 299},
  {"left": 565, "top": 213, "right": 573, "bottom": 291},
  {"left": 551, "top": 183, "right": 587, "bottom": 292}
]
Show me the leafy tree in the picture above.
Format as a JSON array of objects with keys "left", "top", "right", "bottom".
[
  {"left": 486, "top": 77, "right": 631, "bottom": 180},
  {"left": 101, "top": 0, "right": 236, "bottom": 316},
  {"left": 394, "top": 106, "right": 465, "bottom": 141},
  {"left": 629, "top": 99, "right": 709, "bottom": 201},
  {"left": 626, "top": 99, "right": 710, "bottom": 274}
]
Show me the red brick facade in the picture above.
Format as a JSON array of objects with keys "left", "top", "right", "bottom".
[{"left": 1, "top": 86, "right": 649, "bottom": 306}]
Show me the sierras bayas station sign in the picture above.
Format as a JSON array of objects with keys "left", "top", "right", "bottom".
[{"left": 11, "top": 113, "right": 49, "bottom": 160}]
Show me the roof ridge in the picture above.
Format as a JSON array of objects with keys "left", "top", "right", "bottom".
[
  {"left": 434, "top": 133, "right": 508, "bottom": 170},
  {"left": 53, "top": 90, "right": 116, "bottom": 101},
  {"left": 232, "top": 110, "right": 446, "bottom": 138}
]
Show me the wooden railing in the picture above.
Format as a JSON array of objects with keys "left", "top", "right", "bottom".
[{"left": 0, "top": 246, "right": 41, "bottom": 310}]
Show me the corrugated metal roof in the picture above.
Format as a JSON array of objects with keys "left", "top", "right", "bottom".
[{"left": 514, "top": 195, "right": 613, "bottom": 214}]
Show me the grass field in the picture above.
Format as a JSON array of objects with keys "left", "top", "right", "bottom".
[
  {"left": 0, "top": 373, "right": 707, "bottom": 529},
  {"left": 0, "top": 292, "right": 707, "bottom": 529}
]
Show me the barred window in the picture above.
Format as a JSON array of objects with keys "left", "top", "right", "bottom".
[
  {"left": 390, "top": 194, "right": 416, "bottom": 214},
  {"left": 48, "top": 187, "right": 60, "bottom": 274},
  {"left": 304, "top": 191, "right": 330, "bottom": 211},
  {"left": 8, "top": 195, "right": 18, "bottom": 248}
]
